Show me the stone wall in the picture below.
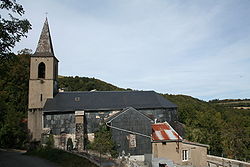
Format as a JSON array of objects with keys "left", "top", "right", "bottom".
[
  {"left": 44, "top": 112, "right": 75, "bottom": 135},
  {"left": 207, "top": 155, "right": 250, "bottom": 167},
  {"left": 85, "top": 110, "right": 120, "bottom": 133}
]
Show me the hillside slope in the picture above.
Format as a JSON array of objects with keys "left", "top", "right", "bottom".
[
  {"left": 164, "top": 94, "right": 250, "bottom": 160},
  {"left": 58, "top": 76, "right": 125, "bottom": 92}
]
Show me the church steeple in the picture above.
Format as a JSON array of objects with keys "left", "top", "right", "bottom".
[
  {"left": 28, "top": 17, "right": 59, "bottom": 109},
  {"left": 28, "top": 18, "right": 59, "bottom": 141},
  {"left": 34, "top": 17, "right": 54, "bottom": 56}
]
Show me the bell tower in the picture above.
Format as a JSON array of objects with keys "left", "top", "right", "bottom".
[{"left": 28, "top": 18, "right": 59, "bottom": 140}]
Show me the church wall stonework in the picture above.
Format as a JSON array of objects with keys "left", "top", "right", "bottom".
[
  {"left": 43, "top": 112, "right": 76, "bottom": 149},
  {"left": 43, "top": 109, "right": 178, "bottom": 141},
  {"left": 85, "top": 110, "right": 120, "bottom": 133},
  {"left": 44, "top": 112, "right": 75, "bottom": 135},
  {"left": 53, "top": 133, "right": 75, "bottom": 150},
  {"left": 75, "top": 113, "right": 84, "bottom": 151}
]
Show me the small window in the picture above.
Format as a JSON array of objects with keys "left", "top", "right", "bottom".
[
  {"left": 182, "top": 150, "right": 188, "bottom": 161},
  {"left": 162, "top": 142, "right": 166, "bottom": 145},
  {"left": 75, "top": 97, "right": 80, "bottom": 101},
  {"left": 40, "top": 94, "right": 43, "bottom": 101},
  {"left": 38, "top": 62, "right": 46, "bottom": 78}
]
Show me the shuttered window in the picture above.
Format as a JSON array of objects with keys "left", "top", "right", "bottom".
[{"left": 182, "top": 150, "right": 188, "bottom": 161}]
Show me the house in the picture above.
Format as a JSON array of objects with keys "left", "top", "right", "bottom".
[
  {"left": 152, "top": 122, "right": 208, "bottom": 167},
  {"left": 27, "top": 18, "right": 179, "bottom": 152}
]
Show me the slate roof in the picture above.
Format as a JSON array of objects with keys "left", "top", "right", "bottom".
[
  {"left": 43, "top": 91, "right": 177, "bottom": 112},
  {"left": 105, "top": 107, "right": 154, "bottom": 123},
  {"left": 33, "top": 17, "right": 56, "bottom": 59}
]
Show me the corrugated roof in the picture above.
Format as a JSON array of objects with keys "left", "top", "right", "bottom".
[
  {"left": 152, "top": 122, "right": 182, "bottom": 141},
  {"left": 43, "top": 91, "right": 177, "bottom": 112}
]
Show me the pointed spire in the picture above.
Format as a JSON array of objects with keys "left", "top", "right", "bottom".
[{"left": 34, "top": 17, "right": 54, "bottom": 56}]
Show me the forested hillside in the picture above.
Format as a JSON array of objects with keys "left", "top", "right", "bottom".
[
  {"left": 0, "top": 52, "right": 249, "bottom": 161},
  {"left": 164, "top": 94, "right": 250, "bottom": 160},
  {"left": 58, "top": 76, "right": 125, "bottom": 92}
]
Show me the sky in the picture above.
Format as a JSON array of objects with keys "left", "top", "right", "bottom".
[{"left": 12, "top": 0, "right": 250, "bottom": 101}]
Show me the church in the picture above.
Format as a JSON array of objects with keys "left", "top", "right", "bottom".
[{"left": 28, "top": 18, "right": 179, "bottom": 155}]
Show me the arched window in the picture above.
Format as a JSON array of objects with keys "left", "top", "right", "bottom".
[{"left": 38, "top": 62, "right": 45, "bottom": 78}]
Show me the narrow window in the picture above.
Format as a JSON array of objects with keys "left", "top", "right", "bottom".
[
  {"left": 40, "top": 94, "right": 43, "bottom": 101},
  {"left": 182, "top": 150, "right": 188, "bottom": 161},
  {"left": 38, "top": 62, "right": 46, "bottom": 78}
]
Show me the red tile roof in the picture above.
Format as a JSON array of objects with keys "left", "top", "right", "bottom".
[{"left": 152, "top": 122, "right": 182, "bottom": 141}]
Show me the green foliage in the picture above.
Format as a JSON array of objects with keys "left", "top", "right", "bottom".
[
  {"left": 220, "top": 109, "right": 250, "bottom": 159},
  {"left": 45, "top": 134, "right": 55, "bottom": 149},
  {"left": 58, "top": 76, "right": 124, "bottom": 91},
  {"left": 0, "top": 0, "right": 32, "bottom": 57},
  {"left": 164, "top": 94, "right": 250, "bottom": 160},
  {"left": 90, "top": 125, "right": 118, "bottom": 158},
  {"left": 0, "top": 108, "right": 28, "bottom": 148},
  {"left": 0, "top": 52, "right": 30, "bottom": 148},
  {"left": 26, "top": 147, "right": 97, "bottom": 167}
]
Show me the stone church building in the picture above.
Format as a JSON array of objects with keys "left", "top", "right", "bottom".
[{"left": 28, "top": 18, "right": 179, "bottom": 155}]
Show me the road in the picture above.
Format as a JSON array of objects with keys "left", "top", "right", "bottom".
[{"left": 0, "top": 149, "right": 59, "bottom": 167}]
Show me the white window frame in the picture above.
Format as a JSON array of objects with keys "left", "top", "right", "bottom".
[{"left": 182, "top": 149, "right": 188, "bottom": 161}]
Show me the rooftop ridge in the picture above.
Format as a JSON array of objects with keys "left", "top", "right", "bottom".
[
  {"left": 44, "top": 90, "right": 177, "bottom": 111},
  {"left": 58, "top": 90, "right": 156, "bottom": 93}
]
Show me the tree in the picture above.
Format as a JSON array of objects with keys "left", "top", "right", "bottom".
[
  {"left": 221, "top": 110, "right": 250, "bottom": 160},
  {"left": 0, "top": 49, "right": 31, "bottom": 148},
  {"left": 0, "top": 107, "right": 28, "bottom": 148},
  {"left": 90, "top": 125, "right": 117, "bottom": 158},
  {"left": 0, "top": 0, "right": 31, "bottom": 57}
]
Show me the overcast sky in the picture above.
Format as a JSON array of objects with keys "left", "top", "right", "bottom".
[{"left": 13, "top": 0, "right": 250, "bottom": 101}]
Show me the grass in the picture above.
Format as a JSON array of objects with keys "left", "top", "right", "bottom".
[{"left": 25, "top": 148, "right": 98, "bottom": 167}]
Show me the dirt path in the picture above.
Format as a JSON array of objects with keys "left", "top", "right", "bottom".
[{"left": 0, "top": 149, "right": 59, "bottom": 167}]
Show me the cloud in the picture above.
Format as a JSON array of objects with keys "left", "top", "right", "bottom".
[{"left": 14, "top": 0, "right": 250, "bottom": 100}]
